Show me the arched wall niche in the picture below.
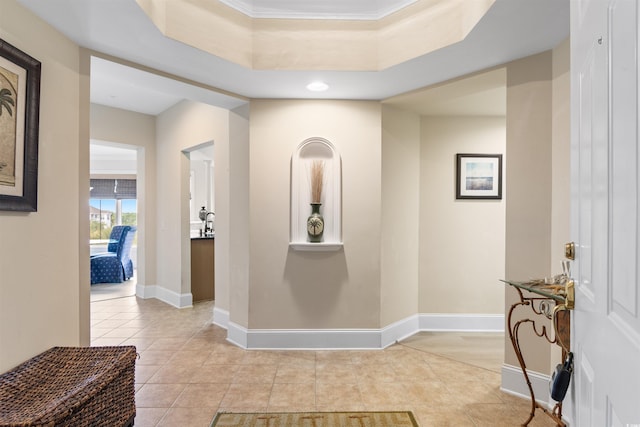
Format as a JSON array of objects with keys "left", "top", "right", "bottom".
[{"left": 290, "top": 137, "right": 342, "bottom": 251}]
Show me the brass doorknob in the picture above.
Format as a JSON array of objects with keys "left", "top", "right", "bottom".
[
  {"left": 565, "top": 242, "right": 575, "bottom": 260},
  {"left": 565, "top": 280, "right": 575, "bottom": 310}
]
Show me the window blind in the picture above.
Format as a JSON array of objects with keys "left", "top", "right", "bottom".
[{"left": 90, "top": 179, "right": 137, "bottom": 199}]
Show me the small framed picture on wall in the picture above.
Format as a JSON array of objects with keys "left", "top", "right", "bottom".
[{"left": 456, "top": 153, "right": 502, "bottom": 200}]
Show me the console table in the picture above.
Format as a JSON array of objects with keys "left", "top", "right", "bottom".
[{"left": 502, "top": 279, "right": 572, "bottom": 427}]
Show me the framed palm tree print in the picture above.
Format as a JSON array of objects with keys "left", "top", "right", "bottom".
[{"left": 0, "top": 38, "right": 40, "bottom": 212}]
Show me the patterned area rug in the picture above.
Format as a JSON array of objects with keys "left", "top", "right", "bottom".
[{"left": 211, "top": 411, "right": 418, "bottom": 426}]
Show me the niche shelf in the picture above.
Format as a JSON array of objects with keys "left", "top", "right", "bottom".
[{"left": 290, "top": 137, "right": 342, "bottom": 251}]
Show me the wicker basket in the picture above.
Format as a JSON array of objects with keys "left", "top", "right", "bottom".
[{"left": 0, "top": 346, "right": 136, "bottom": 427}]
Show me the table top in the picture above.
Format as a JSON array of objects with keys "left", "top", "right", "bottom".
[
  {"left": 501, "top": 279, "right": 566, "bottom": 302},
  {"left": 191, "top": 235, "right": 215, "bottom": 240}
]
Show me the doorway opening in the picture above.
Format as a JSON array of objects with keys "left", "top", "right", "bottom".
[
  {"left": 184, "top": 141, "right": 216, "bottom": 303},
  {"left": 89, "top": 141, "right": 139, "bottom": 301}
]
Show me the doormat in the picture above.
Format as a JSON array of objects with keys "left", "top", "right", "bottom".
[{"left": 211, "top": 411, "right": 418, "bottom": 426}]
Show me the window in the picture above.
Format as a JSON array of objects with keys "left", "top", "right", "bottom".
[{"left": 89, "top": 179, "right": 137, "bottom": 240}]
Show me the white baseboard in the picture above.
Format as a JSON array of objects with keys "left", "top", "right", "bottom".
[
  {"left": 227, "top": 322, "right": 248, "bottom": 348},
  {"left": 213, "top": 306, "right": 229, "bottom": 329},
  {"left": 136, "top": 284, "right": 192, "bottom": 308},
  {"left": 501, "top": 363, "right": 551, "bottom": 405},
  {"left": 217, "top": 313, "right": 504, "bottom": 350},
  {"left": 227, "top": 323, "right": 381, "bottom": 349},
  {"left": 136, "top": 283, "right": 155, "bottom": 299},
  {"left": 381, "top": 315, "right": 420, "bottom": 348},
  {"left": 419, "top": 313, "right": 505, "bottom": 332}
]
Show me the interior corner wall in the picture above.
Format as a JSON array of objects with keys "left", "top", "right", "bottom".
[
  {"left": 248, "top": 100, "right": 382, "bottom": 329},
  {"left": 89, "top": 104, "right": 157, "bottom": 288},
  {"left": 504, "top": 51, "right": 553, "bottom": 374},
  {"left": 381, "top": 105, "right": 420, "bottom": 326},
  {"left": 419, "top": 116, "right": 506, "bottom": 315},
  {"left": 219, "top": 104, "right": 250, "bottom": 324},
  {"left": 0, "top": 1, "right": 84, "bottom": 371},
  {"left": 156, "top": 100, "right": 230, "bottom": 306}
]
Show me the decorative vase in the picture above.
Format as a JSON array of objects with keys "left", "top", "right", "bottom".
[{"left": 307, "top": 203, "right": 324, "bottom": 242}]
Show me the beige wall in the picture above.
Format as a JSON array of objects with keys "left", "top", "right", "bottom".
[
  {"left": 502, "top": 41, "right": 570, "bottom": 378},
  {"left": 419, "top": 116, "right": 507, "bottom": 314},
  {"left": 550, "top": 38, "right": 571, "bottom": 369},
  {"left": 0, "top": 1, "right": 87, "bottom": 370},
  {"left": 248, "top": 100, "right": 382, "bottom": 329},
  {"left": 155, "top": 101, "right": 230, "bottom": 303},
  {"left": 381, "top": 106, "right": 420, "bottom": 325},
  {"left": 90, "top": 104, "right": 157, "bottom": 288},
  {"left": 504, "top": 51, "right": 554, "bottom": 373},
  {"left": 222, "top": 105, "right": 250, "bottom": 324}
]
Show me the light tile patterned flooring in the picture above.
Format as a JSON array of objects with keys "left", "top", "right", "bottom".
[{"left": 90, "top": 296, "right": 557, "bottom": 426}]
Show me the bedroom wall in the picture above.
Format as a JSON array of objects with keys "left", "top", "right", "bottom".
[{"left": 0, "top": 1, "right": 87, "bottom": 371}]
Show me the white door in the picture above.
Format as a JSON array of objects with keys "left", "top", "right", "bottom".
[{"left": 571, "top": 0, "right": 640, "bottom": 425}]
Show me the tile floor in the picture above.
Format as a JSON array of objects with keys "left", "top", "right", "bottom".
[
  {"left": 400, "top": 332, "right": 505, "bottom": 373},
  {"left": 90, "top": 296, "right": 558, "bottom": 426}
]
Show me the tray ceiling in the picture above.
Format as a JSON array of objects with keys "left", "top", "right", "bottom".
[{"left": 218, "top": 0, "right": 418, "bottom": 20}]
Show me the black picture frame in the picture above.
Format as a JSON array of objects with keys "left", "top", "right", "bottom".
[
  {"left": 0, "top": 38, "right": 41, "bottom": 212},
  {"left": 456, "top": 153, "right": 503, "bottom": 200}
]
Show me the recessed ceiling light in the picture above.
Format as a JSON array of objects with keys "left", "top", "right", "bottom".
[{"left": 306, "top": 81, "right": 329, "bottom": 92}]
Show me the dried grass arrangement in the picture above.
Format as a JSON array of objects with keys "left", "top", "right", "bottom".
[{"left": 310, "top": 160, "right": 324, "bottom": 204}]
